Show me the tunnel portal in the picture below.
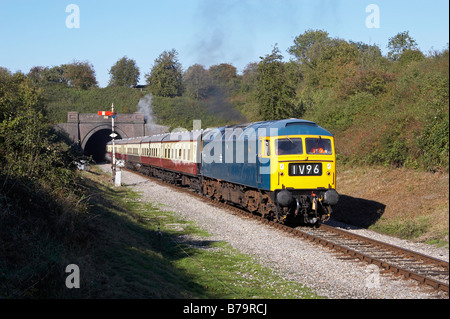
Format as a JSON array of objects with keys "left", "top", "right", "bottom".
[
  {"left": 56, "top": 112, "right": 169, "bottom": 163},
  {"left": 83, "top": 129, "right": 122, "bottom": 162}
]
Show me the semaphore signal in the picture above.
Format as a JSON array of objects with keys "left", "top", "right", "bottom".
[
  {"left": 98, "top": 104, "right": 120, "bottom": 186},
  {"left": 97, "top": 111, "right": 116, "bottom": 117}
]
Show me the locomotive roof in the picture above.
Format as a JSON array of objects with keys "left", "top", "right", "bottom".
[
  {"left": 249, "top": 119, "right": 332, "bottom": 137},
  {"left": 204, "top": 119, "right": 333, "bottom": 141}
]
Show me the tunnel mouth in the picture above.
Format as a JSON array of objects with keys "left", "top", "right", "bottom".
[{"left": 84, "top": 129, "right": 122, "bottom": 163}]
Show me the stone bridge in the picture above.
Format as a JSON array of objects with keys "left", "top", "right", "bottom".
[{"left": 56, "top": 112, "right": 168, "bottom": 162}]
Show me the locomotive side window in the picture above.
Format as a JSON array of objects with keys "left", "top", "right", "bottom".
[
  {"left": 306, "top": 138, "right": 332, "bottom": 155},
  {"left": 276, "top": 138, "right": 303, "bottom": 155}
]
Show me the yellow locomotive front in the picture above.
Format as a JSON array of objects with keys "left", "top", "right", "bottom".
[{"left": 265, "top": 134, "right": 339, "bottom": 225}]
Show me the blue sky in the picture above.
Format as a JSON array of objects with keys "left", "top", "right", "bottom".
[{"left": 1, "top": 0, "right": 448, "bottom": 87}]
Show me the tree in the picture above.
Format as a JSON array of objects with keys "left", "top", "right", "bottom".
[
  {"left": 145, "top": 49, "right": 183, "bottom": 97},
  {"left": 387, "top": 31, "right": 419, "bottom": 61},
  {"left": 300, "top": 38, "right": 359, "bottom": 88},
  {"left": 208, "top": 63, "right": 238, "bottom": 93},
  {"left": 183, "top": 64, "right": 210, "bottom": 100},
  {"left": 256, "top": 46, "right": 298, "bottom": 120},
  {"left": 27, "top": 65, "right": 68, "bottom": 86},
  {"left": 65, "top": 61, "right": 97, "bottom": 90},
  {"left": 288, "top": 29, "right": 330, "bottom": 65},
  {"left": 108, "top": 56, "right": 140, "bottom": 87},
  {"left": 349, "top": 41, "right": 384, "bottom": 69}
]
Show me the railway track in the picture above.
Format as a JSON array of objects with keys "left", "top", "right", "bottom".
[
  {"left": 292, "top": 224, "right": 449, "bottom": 294},
  {"left": 121, "top": 167, "right": 449, "bottom": 295},
  {"left": 232, "top": 208, "right": 449, "bottom": 295}
]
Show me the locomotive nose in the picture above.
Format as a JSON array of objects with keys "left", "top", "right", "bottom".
[{"left": 277, "top": 190, "right": 294, "bottom": 207}]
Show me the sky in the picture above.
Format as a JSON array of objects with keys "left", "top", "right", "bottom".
[{"left": 0, "top": 0, "right": 448, "bottom": 88}]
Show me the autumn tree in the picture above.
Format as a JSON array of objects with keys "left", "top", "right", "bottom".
[
  {"left": 108, "top": 56, "right": 140, "bottom": 87},
  {"left": 145, "top": 49, "right": 183, "bottom": 97},
  {"left": 65, "top": 61, "right": 98, "bottom": 90}
]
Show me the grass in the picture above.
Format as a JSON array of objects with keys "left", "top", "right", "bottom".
[
  {"left": 68, "top": 166, "right": 323, "bottom": 299},
  {"left": 369, "top": 216, "right": 430, "bottom": 240}
]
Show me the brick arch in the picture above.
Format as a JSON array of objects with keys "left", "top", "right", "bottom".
[{"left": 81, "top": 124, "right": 128, "bottom": 150}]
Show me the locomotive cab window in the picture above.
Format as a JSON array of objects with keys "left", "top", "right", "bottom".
[
  {"left": 276, "top": 138, "right": 303, "bottom": 155},
  {"left": 306, "top": 138, "right": 332, "bottom": 155}
]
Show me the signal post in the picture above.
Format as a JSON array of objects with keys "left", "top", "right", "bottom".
[{"left": 98, "top": 104, "right": 121, "bottom": 186}]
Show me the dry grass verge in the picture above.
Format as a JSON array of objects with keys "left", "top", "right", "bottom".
[{"left": 333, "top": 166, "right": 449, "bottom": 246}]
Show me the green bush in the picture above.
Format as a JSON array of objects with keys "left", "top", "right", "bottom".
[
  {"left": 1, "top": 71, "right": 91, "bottom": 298},
  {"left": 416, "top": 115, "right": 449, "bottom": 171}
]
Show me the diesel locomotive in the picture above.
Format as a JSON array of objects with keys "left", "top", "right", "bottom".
[{"left": 106, "top": 119, "right": 339, "bottom": 225}]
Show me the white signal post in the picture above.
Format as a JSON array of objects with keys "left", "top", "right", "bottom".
[
  {"left": 98, "top": 103, "right": 120, "bottom": 186},
  {"left": 111, "top": 103, "right": 116, "bottom": 182},
  {"left": 111, "top": 103, "right": 121, "bottom": 186}
]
